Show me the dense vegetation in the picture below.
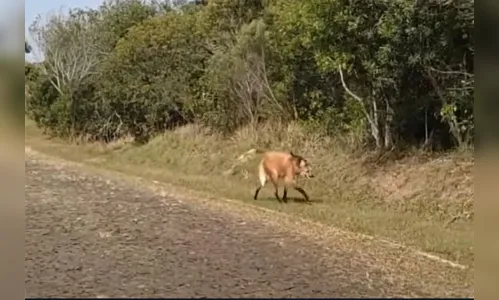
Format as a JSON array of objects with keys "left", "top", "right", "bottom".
[{"left": 25, "top": 0, "right": 474, "bottom": 152}]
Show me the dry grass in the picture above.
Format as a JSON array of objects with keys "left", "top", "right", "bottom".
[{"left": 24, "top": 118, "right": 474, "bottom": 268}]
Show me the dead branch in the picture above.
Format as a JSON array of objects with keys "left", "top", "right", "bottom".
[
  {"left": 338, "top": 66, "right": 381, "bottom": 147},
  {"left": 29, "top": 12, "right": 100, "bottom": 96},
  {"left": 427, "top": 66, "right": 474, "bottom": 78},
  {"left": 338, "top": 66, "right": 374, "bottom": 125}
]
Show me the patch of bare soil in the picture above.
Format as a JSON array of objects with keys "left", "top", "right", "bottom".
[{"left": 369, "top": 154, "right": 473, "bottom": 205}]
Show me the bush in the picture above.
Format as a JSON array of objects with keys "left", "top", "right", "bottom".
[
  {"left": 96, "top": 9, "right": 210, "bottom": 141},
  {"left": 25, "top": 0, "right": 473, "bottom": 151}
]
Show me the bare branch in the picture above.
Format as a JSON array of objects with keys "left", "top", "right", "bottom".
[
  {"left": 427, "top": 66, "right": 473, "bottom": 78},
  {"left": 30, "top": 10, "right": 101, "bottom": 96},
  {"left": 338, "top": 66, "right": 381, "bottom": 147},
  {"left": 338, "top": 66, "right": 364, "bottom": 103}
]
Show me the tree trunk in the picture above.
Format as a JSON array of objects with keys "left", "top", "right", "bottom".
[
  {"left": 369, "top": 96, "right": 382, "bottom": 149},
  {"left": 383, "top": 98, "right": 394, "bottom": 150}
]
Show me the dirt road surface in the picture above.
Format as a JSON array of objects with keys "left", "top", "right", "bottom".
[{"left": 25, "top": 150, "right": 472, "bottom": 298}]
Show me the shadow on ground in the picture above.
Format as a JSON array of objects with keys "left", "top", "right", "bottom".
[{"left": 256, "top": 197, "right": 324, "bottom": 204}]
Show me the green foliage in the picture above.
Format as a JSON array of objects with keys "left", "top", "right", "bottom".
[
  {"left": 25, "top": 0, "right": 474, "bottom": 150},
  {"left": 26, "top": 0, "right": 167, "bottom": 140},
  {"left": 27, "top": 72, "right": 62, "bottom": 131},
  {"left": 266, "top": 0, "right": 474, "bottom": 149},
  {"left": 265, "top": 0, "right": 349, "bottom": 127},
  {"left": 197, "top": 18, "right": 291, "bottom": 132},
  {"left": 91, "top": 0, "right": 163, "bottom": 54},
  {"left": 97, "top": 9, "right": 211, "bottom": 140}
]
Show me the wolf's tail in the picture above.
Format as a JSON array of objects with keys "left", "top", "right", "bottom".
[
  {"left": 223, "top": 148, "right": 265, "bottom": 176},
  {"left": 236, "top": 148, "right": 264, "bottom": 162}
]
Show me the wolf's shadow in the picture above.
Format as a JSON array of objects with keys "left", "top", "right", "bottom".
[{"left": 258, "top": 196, "right": 324, "bottom": 204}]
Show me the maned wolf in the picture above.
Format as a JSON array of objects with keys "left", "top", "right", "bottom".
[{"left": 236, "top": 149, "right": 314, "bottom": 203}]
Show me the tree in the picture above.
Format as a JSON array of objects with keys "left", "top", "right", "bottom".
[
  {"left": 24, "top": 0, "right": 473, "bottom": 150},
  {"left": 28, "top": 9, "right": 102, "bottom": 134},
  {"left": 90, "top": 0, "right": 160, "bottom": 55},
  {"left": 96, "top": 9, "right": 211, "bottom": 140},
  {"left": 199, "top": 18, "right": 289, "bottom": 133},
  {"left": 267, "top": 0, "right": 474, "bottom": 150},
  {"left": 26, "top": 0, "right": 162, "bottom": 139}
]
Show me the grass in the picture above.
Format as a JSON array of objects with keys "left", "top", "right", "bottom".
[{"left": 25, "top": 118, "right": 474, "bottom": 268}]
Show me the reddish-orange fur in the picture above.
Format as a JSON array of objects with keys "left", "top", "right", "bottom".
[{"left": 251, "top": 150, "right": 314, "bottom": 203}]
